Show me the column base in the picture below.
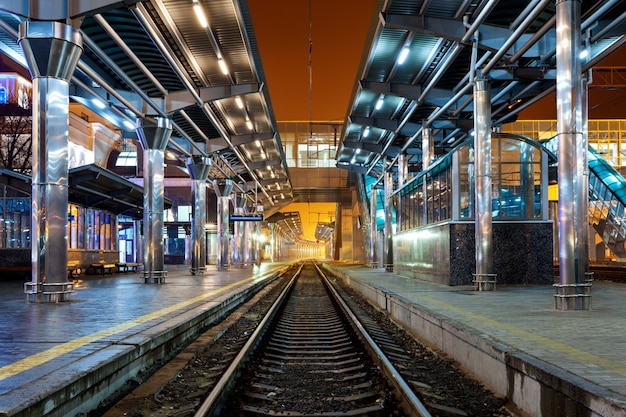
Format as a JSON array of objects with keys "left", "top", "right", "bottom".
[
  {"left": 553, "top": 282, "right": 592, "bottom": 310},
  {"left": 143, "top": 271, "right": 167, "bottom": 284},
  {"left": 189, "top": 267, "right": 206, "bottom": 275},
  {"left": 24, "top": 281, "right": 75, "bottom": 303},
  {"left": 473, "top": 273, "right": 497, "bottom": 291}
]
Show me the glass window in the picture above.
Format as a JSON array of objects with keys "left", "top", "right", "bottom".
[{"left": 116, "top": 151, "right": 137, "bottom": 167}]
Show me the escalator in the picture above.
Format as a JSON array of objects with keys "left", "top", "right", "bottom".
[{"left": 543, "top": 138, "right": 626, "bottom": 258}]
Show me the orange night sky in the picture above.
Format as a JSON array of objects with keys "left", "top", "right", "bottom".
[
  {"left": 247, "top": 0, "right": 377, "bottom": 122},
  {"left": 248, "top": 1, "right": 626, "bottom": 123}
]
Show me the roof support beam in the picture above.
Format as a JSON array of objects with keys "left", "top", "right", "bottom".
[
  {"left": 165, "top": 83, "right": 262, "bottom": 112},
  {"left": 3, "top": 0, "right": 142, "bottom": 21},
  {"left": 230, "top": 132, "right": 275, "bottom": 146},
  {"left": 248, "top": 159, "right": 279, "bottom": 170},
  {"left": 359, "top": 80, "right": 422, "bottom": 100}
]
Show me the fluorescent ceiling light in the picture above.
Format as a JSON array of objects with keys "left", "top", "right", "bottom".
[
  {"left": 235, "top": 96, "right": 244, "bottom": 108},
  {"left": 218, "top": 59, "right": 228, "bottom": 75},
  {"left": 93, "top": 98, "right": 106, "bottom": 109},
  {"left": 375, "top": 97, "right": 384, "bottom": 110},
  {"left": 193, "top": 4, "right": 208, "bottom": 28},
  {"left": 397, "top": 47, "right": 410, "bottom": 65},
  {"left": 123, "top": 119, "right": 135, "bottom": 130}
]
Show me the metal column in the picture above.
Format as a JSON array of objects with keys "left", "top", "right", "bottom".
[
  {"left": 254, "top": 204, "right": 264, "bottom": 266},
  {"left": 213, "top": 180, "right": 232, "bottom": 270},
  {"left": 554, "top": 0, "right": 591, "bottom": 310},
  {"left": 268, "top": 223, "right": 276, "bottom": 262},
  {"left": 20, "top": 22, "right": 82, "bottom": 302},
  {"left": 369, "top": 188, "right": 378, "bottom": 268},
  {"left": 383, "top": 169, "right": 393, "bottom": 272},
  {"left": 473, "top": 77, "right": 496, "bottom": 291},
  {"left": 187, "top": 156, "right": 211, "bottom": 275},
  {"left": 232, "top": 193, "right": 247, "bottom": 268},
  {"left": 576, "top": 75, "right": 590, "bottom": 284},
  {"left": 397, "top": 154, "right": 408, "bottom": 231},
  {"left": 422, "top": 127, "right": 433, "bottom": 226},
  {"left": 137, "top": 117, "right": 172, "bottom": 283}
]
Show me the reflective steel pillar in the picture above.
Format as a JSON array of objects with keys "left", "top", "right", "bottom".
[
  {"left": 473, "top": 77, "right": 496, "bottom": 291},
  {"left": 20, "top": 22, "right": 82, "bottom": 302},
  {"left": 555, "top": 0, "right": 591, "bottom": 309},
  {"left": 369, "top": 188, "right": 378, "bottom": 268},
  {"left": 137, "top": 117, "right": 172, "bottom": 283},
  {"left": 268, "top": 223, "right": 276, "bottom": 262},
  {"left": 134, "top": 220, "right": 142, "bottom": 263},
  {"left": 187, "top": 156, "right": 211, "bottom": 275},
  {"left": 520, "top": 142, "right": 536, "bottom": 218},
  {"left": 214, "top": 180, "right": 232, "bottom": 270},
  {"left": 254, "top": 204, "right": 264, "bottom": 266},
  {"left": 397, "top": 154, "right": 408, "bottom": 231},
  {"left": 576, "top": 75, "right": 590, "bottom": 285},
  {"left": 383, "top": 169, "right": 393, "bottom": 272},
  {"left": 422, "top": 127, "right": 433, "bottom": 225},
  {"left": 232, "top": 193, "right": 247, "bottom": 268},
  {"left": 422, "top": 126, "right": 434, "bottom": 168}
]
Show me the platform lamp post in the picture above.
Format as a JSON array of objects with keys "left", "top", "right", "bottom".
[
  {"left": 20, "top": 21, "right": 82, "bottom": 302},
  {"left": 188, "top": 156, "right": 211, "bottom": 275},
  {"left": 554, "top": 0, "right": 591, "bottom": 310},
  {"left": 136, "top": 117, "right": 172, "bottom": 284},
  {"left": 473, "top": 75, "right": 496, "bottom": 291}
]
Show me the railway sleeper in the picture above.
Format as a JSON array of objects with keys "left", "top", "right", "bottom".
[
  {"left": 271, "top": 358, "right": 363, "bottom": 367},
  {"left": 239, "top": 403, "right": 388, "bottom": 416},
  {"left": 268, "top": 342, "right": 354, "bottom": 355},
  {"left": 264, "top": 351, "right": 357, "bottom": 360},
  {"left": 271, "top": 334, "right": 349, "bottom": 343}
]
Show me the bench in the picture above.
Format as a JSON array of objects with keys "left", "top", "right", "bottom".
[
  {"left": 91, "top": 263, "right": 117, "bottom": 275},
  {"left": 116, "top": 262, "right": 142, "bottom": 273},
  {"left": 67, "top": 262, "right": 82, "bottom": 279}
]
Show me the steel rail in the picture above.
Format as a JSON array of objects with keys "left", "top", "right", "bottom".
[
  {"left": 193, "top": 263, "right": 304, "bottom": 417},
  {"left": 313, "top": 262, "right": 433, "bottom": 417}
]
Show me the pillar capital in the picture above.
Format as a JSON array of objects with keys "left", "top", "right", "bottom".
[
  {"left": 187, "top": 156, "right": 211, "bottom": 180},
  {"left": 137, "top": 117, "right": 172, "bottom": 151},
  {"left": 18, "top": 21, "right": 82, "bottom": 81}
]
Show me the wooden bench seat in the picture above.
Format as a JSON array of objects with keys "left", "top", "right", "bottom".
[
  {"left": 67, "top": 262, "right": 82, "bottom": 279},
  {"left": 116, "top": 262, "right": 142, "bottom": 273},
  {"left": 91, "top": 263, "right": 117, "bottom": 275}
]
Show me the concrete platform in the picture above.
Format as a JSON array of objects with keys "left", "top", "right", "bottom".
[
  {"left": 0, "top": 263, "right": 288, "bottom": 417},
  {"left": 323, "top": 262, "right": 626, "bottom": 417}
]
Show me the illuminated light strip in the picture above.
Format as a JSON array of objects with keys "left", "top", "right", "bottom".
[
  {"left": 0, "top": 274, "right": 270, "bottom": 382},
  {"left": 385, "top": 284, "right": 626, "bottom": 377}
]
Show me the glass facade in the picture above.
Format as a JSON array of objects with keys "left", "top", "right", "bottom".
[
  {"left": 502, "top": 119, "right": 626, "bottom": 173},
  {"left": 68, "top": 204, "right": 117, "bottom": 251},
  {"left": 278, "top": 121, "right": 342, "bottom": 168},
  {"left": 0, "top": 184, "right": 30, "bottom": 248},
  {"left": 397, "top": 135, "right": 547, "bottom": 232}
]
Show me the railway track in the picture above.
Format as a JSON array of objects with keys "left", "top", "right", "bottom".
[
  {"left": 101, "top": 261, "right": 510, "bottom": 417},
  {"left": 211, "top": 261, "right": 416, "bottom": 416}
]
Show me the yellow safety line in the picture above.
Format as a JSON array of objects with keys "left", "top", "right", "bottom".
[
  {"left": 0, "top": 276, "right": 260, "bottom": 382},
  {"left": 387, "top": 284, "right": 626, "bottom": 377}
]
